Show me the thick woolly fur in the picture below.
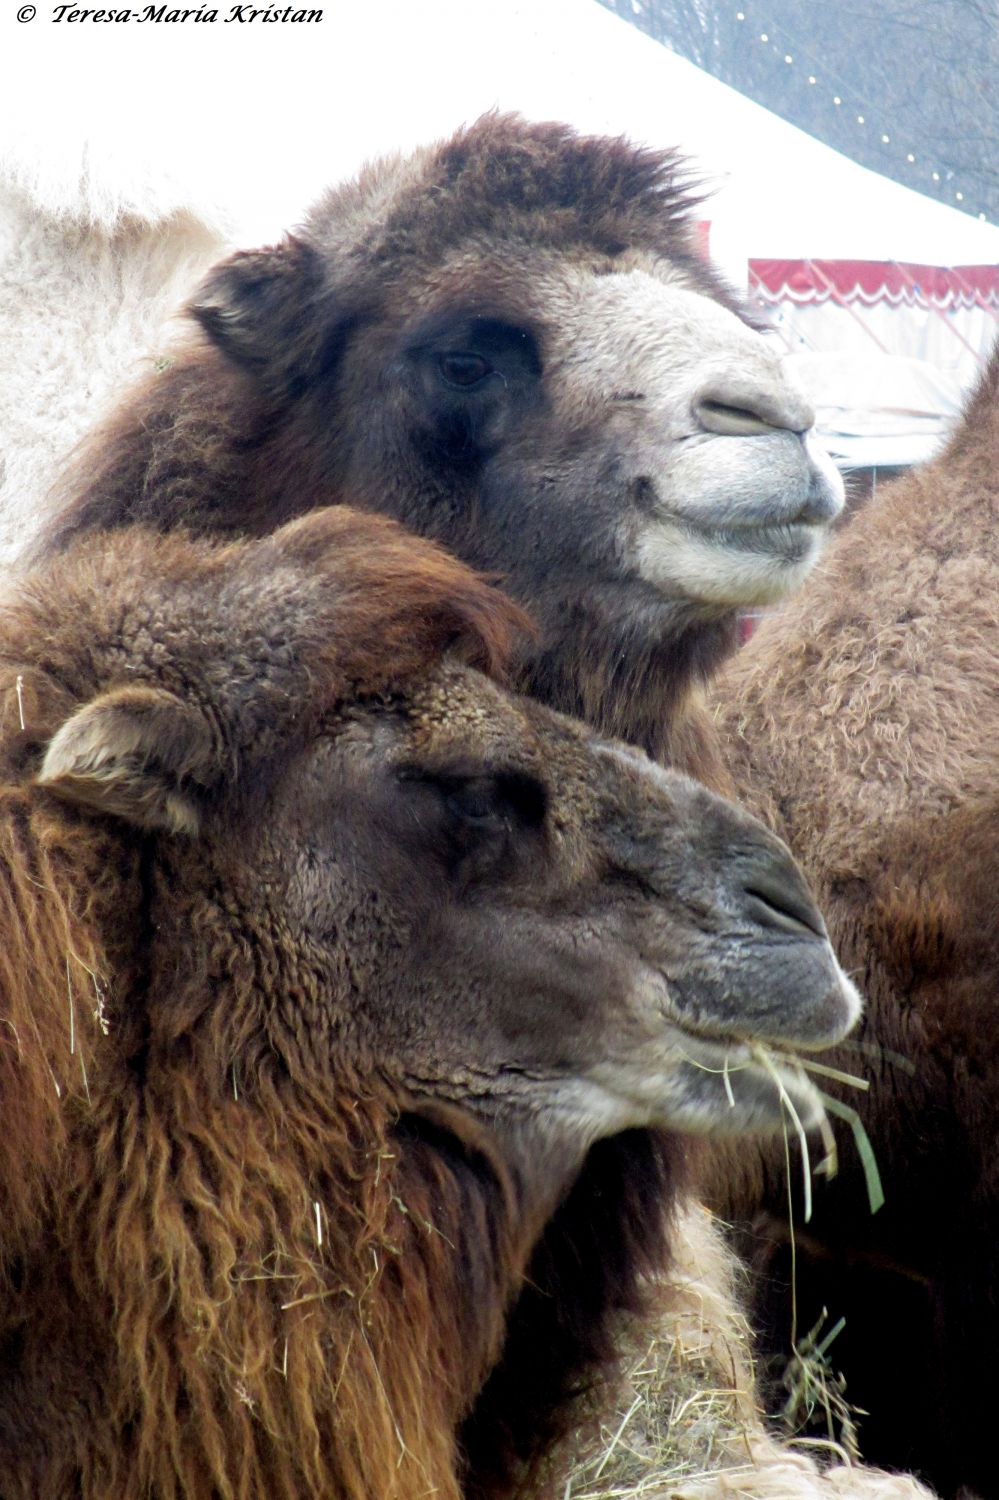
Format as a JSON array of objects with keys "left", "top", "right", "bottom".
[
  {"left": 701, "top": 344, "right": 999, "bottom": 1499},
  {"left": 0, "top": 176, "right": 227, "bottom": 570},
  {"left": 0, "top": 511, "right": 526, "bottom": 1500},
  {"left": 0, "top": 505, "right": 879, "bottom": 1499}
]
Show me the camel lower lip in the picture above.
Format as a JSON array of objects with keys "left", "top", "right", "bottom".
[
  {"left": 675, "top": 1029, "right": 825, "bottom": 1124},
  {"left": 647, "top": 513, "right": 823, "bottom": 563},
  {"left": 675, "top": 1028, "right": 799, "bottom": 1086},
  {"left": 696, "top": 521, "right": 820, "bottom": 557}
]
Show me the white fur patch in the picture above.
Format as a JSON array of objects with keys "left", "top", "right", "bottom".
[
  {"left": 544, "top": 264, "right": 845, "bottom": 604},
  {"left": 547, "top": 1034, "right": 829, "bottom": 1143},
  {"left": 634, "top": 519, "right": 825, "bottom": 606},
  {"left": 0, "top": 183, "right": 226, "bottom": 569},
  {"left": 535, "top": 951, "right": 862, "bottom": 1148}
]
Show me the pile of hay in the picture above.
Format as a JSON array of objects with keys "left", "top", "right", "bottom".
[{"left": 563, "top": 1204, "right": 935, "bottom": 1500}]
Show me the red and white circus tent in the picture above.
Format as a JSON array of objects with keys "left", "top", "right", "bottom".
[
  {"left": 749, "top": 261, "right": 999, "bottom": 371},
  {"left": 748, "top": 261, "right": 999, "bottom": 467},
  {"left": 5, "top": 0, "right": 998, "bottom": 462}
]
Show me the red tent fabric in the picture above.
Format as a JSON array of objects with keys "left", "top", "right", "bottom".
[{"left": 750, "top": 260, "right": 999, "bottom": 309}]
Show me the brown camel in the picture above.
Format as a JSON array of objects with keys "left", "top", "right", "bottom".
[
  {"left": 41, "top": 113, "right": 842, "bottom": 771},
  {"left": 0, "top": 506, "right": 862, "bottom": 1499},
  {"left": 699, "top": 342, "right": 999, "bottom": 1499},
  {"left": 29, "top": 114, "right": 943, "bottom": 1500}
]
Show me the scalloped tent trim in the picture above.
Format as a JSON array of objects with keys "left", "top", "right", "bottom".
[{"left": 751, "top": 260, "right": 999, "bottom": 309}]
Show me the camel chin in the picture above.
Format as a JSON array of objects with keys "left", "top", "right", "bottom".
[
  {"left": 633, "top": 430, "right": 845, "bottom": 608},
  {"left": 635, "top": 517, "right": 829, "bottom": 608}
]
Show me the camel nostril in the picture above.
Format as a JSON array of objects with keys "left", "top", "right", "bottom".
[
  {"left": 694, "top": 375, "right": 816, "bottom": 439},
  {"left": 696, "top": 399, "right": 782, "bottom": 438},
  {"left": 740, "top": 853, "right": 827, "bottom": 941},
  {"left": 745, "top": 887, "right": 822, "bottom": 939}
]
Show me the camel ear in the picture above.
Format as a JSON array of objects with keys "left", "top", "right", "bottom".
[
  {"left": 37, "top": 685, "right": 217, "bottom": 836},
  {"left": 189, "top": 236, "right": 324, "bottom": 399}
]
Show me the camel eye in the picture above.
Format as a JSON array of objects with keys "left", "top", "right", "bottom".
[
  {"left": 445, "top": 773, "right": 547, "bottom": 831},
  {"left": 438, "top": 352, "right": 492, "bottom": 389},
  {"left": 445, "top": 780, "right": 501, "bottom": 823}
]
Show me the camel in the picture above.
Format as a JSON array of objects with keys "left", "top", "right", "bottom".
[
  {"left": 0, "top": 504, "right": 865, "bottom": 1500},
  {"left": 34, "top": 114, "right": 843, "bottom": 768},
  {"left": 18, "top": 116, "right": 940, "bottom": 1499},
  {"left": 0, "top": 158, "right": 227, "bottom": 570},
  {"left": 691, "top": 340, "right": 999, "bottom": 1500}
]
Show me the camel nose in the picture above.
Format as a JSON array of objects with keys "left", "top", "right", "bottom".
[
  {"left": 694, "top": 374, "right": 815, "bottom": 438},
  {"left": 738, "top": 844, "right": 828, "bottom": 941}
]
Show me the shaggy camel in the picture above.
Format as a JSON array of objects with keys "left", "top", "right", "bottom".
[
  {"left": 0, "top": 505, "right": 864, "bottom": 1500},
  {"left": 40, "top": 114, "right": 843, "bottom": 767},
  {"left": 697, "top": 342, "right": 999, "bottom": 1500},
  {"left": 28, "top": 116, "right": 935, "bottom": 1499}
]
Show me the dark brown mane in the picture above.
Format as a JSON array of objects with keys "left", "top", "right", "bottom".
[
  {"left": 325, "top": 113, "right": 716, "bottom": 280},
  {"left": 0, "top": 516, "right": 527, "bottom": 1499},
  {"left": 0, "top": 508, "right": 528, "bottom": 1309}
]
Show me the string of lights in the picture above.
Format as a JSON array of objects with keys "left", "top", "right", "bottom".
[
  {"left": 729, "top": 3, "right": 989, "bottom": 221},
  {"left": 621, "top": 0, "right": 992, "bottom": 224}
]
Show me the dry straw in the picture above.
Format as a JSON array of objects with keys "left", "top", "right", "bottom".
[{"left": 563, "top": 1044, "right": 888, "bottom": 1496}]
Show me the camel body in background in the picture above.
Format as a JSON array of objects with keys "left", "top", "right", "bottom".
[{"left": 702, "top": 344, "right": 999, "bottom": 1500}]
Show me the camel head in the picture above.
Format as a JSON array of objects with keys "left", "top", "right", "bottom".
[
  {"left": 47, "top": 116, "right": 842, "bottom": 748},
  {"left": 26, "top": 511, "right": 858, "bottom": 1202}
]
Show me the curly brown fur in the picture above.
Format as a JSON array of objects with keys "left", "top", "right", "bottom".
[
  {"left": 700, "top": 343, "right": 999, "bottom": 1497},
  {"left": 0, "top": 513, "right": 531, "bottom": 1495},
  {"left": 0, "top": 509, "right": 861, "bottom": 1499}
]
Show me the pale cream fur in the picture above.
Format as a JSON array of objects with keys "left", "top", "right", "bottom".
[{"left": 0, "top": 179, "right": 227, "bottom": 568}]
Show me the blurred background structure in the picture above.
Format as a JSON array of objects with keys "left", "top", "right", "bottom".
[
  {"left": 600, "top": 0, "right": 999, "bottom": 481},
  {"left": 4, "top": 0, "right": 998, "bottom": 482},
  {"left": 600, "top": 0, "right": 999, "bottom": 226}
]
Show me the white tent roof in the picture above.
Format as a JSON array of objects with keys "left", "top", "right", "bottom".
[
  {"left": 5, "top": 0, "right": 996, "bottom": 473},
  {"left": 5, "top": 0, "right": 999, "bottom": 282}
]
